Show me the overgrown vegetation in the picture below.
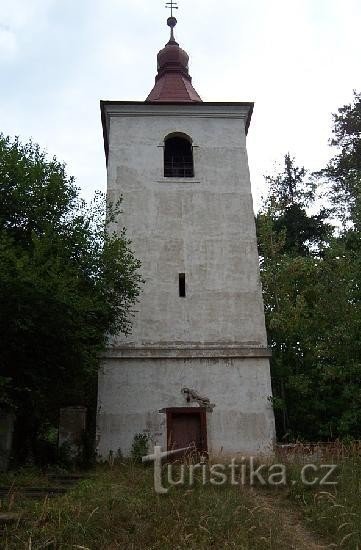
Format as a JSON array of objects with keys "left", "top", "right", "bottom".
[
  {"left": 280, "top": 442, "right": 361, "bottom": 548},
  {"left": 289, "top": 455, "right": 361, "bottom": 549},
  {"left": 1, "top": 453, "right": 360, "bottom": 549},
  {"left": 257, "top": 91, "right": 361, "bottom": 441},
  {"left": 0, "top": 135, "right": 142, "bottom": 464},
  {"left": 131, "top": 433, "right": 150, "bottom": 463},
  {"left": 0, "top": 461, "right": 325, "bottom": 549}
]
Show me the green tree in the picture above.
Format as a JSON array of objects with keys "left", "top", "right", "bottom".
[
  {"left": 257, "top": 155, "right": 329, "bottom": 439},
  {"left": 323, "top": 90, "right": 361, "bottom": 228},
  {"left": 258, "top": 209, "right": 325, "bottom": 439},
  {"left": 258, "top": 117, "right": 361, "bottom": 441},
  {"left": 319, "top": 91, "right": 361, "bottom": 436},
  {"left": 258, "top": 154, "right": 331, "bottom": 257},
  {"left": 0, "top": 135, "right": 142, "bottom": 462}
]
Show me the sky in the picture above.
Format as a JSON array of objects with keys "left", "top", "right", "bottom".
[{"left": 1, "top": 0, "right": 361, "bottom": 210}]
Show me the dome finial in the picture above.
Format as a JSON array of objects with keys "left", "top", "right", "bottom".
[
  {"left": 165, "top": 1, "right": 179, "bottom": 43},
  {"left": 146, "top": 0, "right": 202, "bottom": 102}
]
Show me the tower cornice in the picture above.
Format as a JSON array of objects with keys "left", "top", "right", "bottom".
[
  {"left": 100, "top": 101, "right": 254, "bottom": 162},
  {"left": 100, "top": 344, "right": 272, "bottom": 360}
]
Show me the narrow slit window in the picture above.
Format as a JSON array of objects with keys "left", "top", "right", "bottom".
[{"left": 179, "top": 273, "right": 186, "bottom": 297}]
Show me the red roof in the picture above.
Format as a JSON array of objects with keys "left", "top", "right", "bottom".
[
  {"left": 147, "top": 72, "right": 202, "bottom": 103},
  {"left": 146, "top": 38, "right": 202, "bottom": 103}
]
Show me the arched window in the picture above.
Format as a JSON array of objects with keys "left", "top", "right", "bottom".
[{"left": 164, "top": 134, "right": 194, "bottom": 178}]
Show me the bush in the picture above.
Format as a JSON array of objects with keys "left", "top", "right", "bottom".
[{"left": 130, "top": 433, "right": 149, "bottom": 462}]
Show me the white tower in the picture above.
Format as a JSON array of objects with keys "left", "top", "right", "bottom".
[{"left": 96, "top": 14, "right": 275, "bottom": 458}]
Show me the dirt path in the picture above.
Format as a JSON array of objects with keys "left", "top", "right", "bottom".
[{"left": 249, "top": 489, "right": 331, "bottom": 550}]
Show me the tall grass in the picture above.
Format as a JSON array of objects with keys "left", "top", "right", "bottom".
[
  {"left": 273, "top": 441, "right": 361, "bottom": 549},
  {"left": 2, "top": 444, "right": 361, "bottom": 549},
  {"left": 1, "top": 462, "right": 307, "bottom": 549},
  {"left": 288, "top": 454, "right": 361, "bottom": 549}
]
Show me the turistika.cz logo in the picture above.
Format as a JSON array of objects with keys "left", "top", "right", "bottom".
[{"left": 142, "top": 446, "right": 338, "bottom": 494}]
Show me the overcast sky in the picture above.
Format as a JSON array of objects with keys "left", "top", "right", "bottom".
[{"left": 1, "top": 0, "right": 360, "bottom": 210}]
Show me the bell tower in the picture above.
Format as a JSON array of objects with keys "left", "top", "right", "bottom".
[{"left": 96, "top": 10, "right": 275, "bottom": 457}]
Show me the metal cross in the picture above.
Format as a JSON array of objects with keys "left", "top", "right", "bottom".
[{"left": 165, "top": 1, "right": 178, "bottom": 18}]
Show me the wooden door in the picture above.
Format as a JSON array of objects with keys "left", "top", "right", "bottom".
[{"left": 166, "top": 408, "right": 207, "bottom": 454}]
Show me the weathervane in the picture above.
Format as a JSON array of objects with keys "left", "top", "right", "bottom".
[{"left": 165, "top": 1, "right": 179, "bottom": 42}]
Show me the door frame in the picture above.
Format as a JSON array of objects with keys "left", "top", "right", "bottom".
[{"left": 166, "top": 407, "right": 208, "bottom": 453}]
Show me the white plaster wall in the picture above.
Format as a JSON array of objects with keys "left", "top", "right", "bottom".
[
  {"left": 106, "top": 106, "right": 267, "bottom": 346},
  {"left": 96, "top": 358, "right": 275, "bottom": 458},
  {"left": 97, "top": 104, "right": 276, "bottom": 458}
]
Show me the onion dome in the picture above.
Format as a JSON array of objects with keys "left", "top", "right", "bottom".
[{"left": 146, "top": 16, "right": 202, "bottom": 103}]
